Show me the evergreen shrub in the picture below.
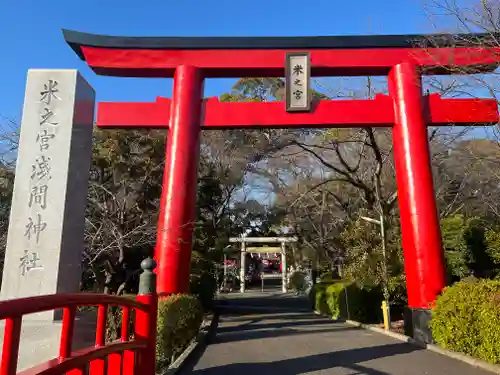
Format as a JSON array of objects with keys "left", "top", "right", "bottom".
[
  {"left": 156, "top": 294, "right": 204, "bottom": 372},
  {"left": 430, "top": 278, "right": 500, "bottom": 363},
  {"left": 311, "top": 281, "right": 383, "bottom": 323}
]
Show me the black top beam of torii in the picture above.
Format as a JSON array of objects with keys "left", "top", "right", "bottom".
[{"left": 62, "top": 29, "right": 497, "bottom": 58}]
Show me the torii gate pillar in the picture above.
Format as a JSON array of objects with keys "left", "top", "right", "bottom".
[
  {"left": 156, "top": 66, "right": 203, "bottom": 295},
  {"left": 390, "top": 63, "right": 446, "bottom": 341}
]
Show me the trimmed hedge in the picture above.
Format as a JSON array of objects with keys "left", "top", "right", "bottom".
[
  {"left": 312, "top": 281, "right": 383, "bottom": 323},
  {"left": 430, "top": 278, "right": 500, "bottom": 363},
  {"left": 156, "top": 294, "right": 204, "bottom": 372}
]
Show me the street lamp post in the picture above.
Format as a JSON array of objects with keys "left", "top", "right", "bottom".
[
  {"left": 337, "top": 255, "right": 350, "bottom": 320},
  {"left": 222, "top": 245, "right": 232, "bottom": 292},
  {"left": 360, "top": 214, "right": 391, "bottom": 330}
]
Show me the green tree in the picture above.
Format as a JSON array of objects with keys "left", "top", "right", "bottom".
[
  {"left": 441, "top": 214, "right": 496, "bottom": 281},
  {"left": 0, "top": 164, "right": 14, "bottom": 283},
  {"left": 339, "top": 215, "right": 405, "bottom": 299},
  {"left": 484, "top": 228, "right": 500, "bottom": 277},
  {"left": 84, "top": 127, "right": 249, "bottom": 294},
  {"left": 83, "top": 128, "right": 165, "bottom": 293},
  {"left": 464, "top": 217, "right": 495, "bottom": 277},
  {"left": 441, "top": 215, "right": 470, "bottom": 280},
  {"left": 0, "top": 117, "right": 18, "bottom": 285}
]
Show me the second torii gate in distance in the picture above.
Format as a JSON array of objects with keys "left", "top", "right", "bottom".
[
  {"left": 63, "top": 29, "right": 499, "bottom": 342},
  {"left": 229, "top": 236, "right": 298, "bottom": 293}
]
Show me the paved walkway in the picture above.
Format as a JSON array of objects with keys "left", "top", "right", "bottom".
[{"left": 182, "top": 292, "right": 493, "bottom": 375}]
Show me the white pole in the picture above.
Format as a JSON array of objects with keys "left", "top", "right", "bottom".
[
  {"left": 223, "top": 253, "right": 227, "bottom": 291},
  {"left": 339, "top": 261, "right": 350, "bottom": 320},
  {"left": 240, "top": 241, "right": 246, "bottom": 293},
  {"left": 379, "top": 212, "right": 391, "bottom": 329},
  {"left": 281, "top": 242, "right": 287, "bottom": 293}
]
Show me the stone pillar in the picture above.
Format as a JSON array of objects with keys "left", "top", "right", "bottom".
[
  {"left": 240, "top": 242, "right": 246, "bottom": 293},
  {"left": 1, "top": 70, "right": 95, "bottom": 321},
  {"left": 281, "top": 242, "right": 287, "bottom": 293}
]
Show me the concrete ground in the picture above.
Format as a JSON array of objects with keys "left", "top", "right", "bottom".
[{"left": 182, "top": 291, "right": 493, "bottom": 375}]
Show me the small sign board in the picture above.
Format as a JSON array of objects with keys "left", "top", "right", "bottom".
[{"left": 285, "top": 52, "right": 311, "bottom": 112}]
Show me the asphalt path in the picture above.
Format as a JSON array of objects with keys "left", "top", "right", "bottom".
[{"left": 181, "top": 292, "right": 493, "bottom": 375}]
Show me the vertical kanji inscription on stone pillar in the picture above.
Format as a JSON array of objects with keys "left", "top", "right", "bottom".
[{"left": 1, "top": 70, "right": 95, "bottom": 321}]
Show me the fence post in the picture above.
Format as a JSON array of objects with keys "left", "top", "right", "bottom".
[{"left": 135, "top": 257, "right": 158, "bottom": 375}]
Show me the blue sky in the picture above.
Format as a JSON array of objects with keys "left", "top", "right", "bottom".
[{"left": 0, "top": 0, "right": 435, "bottom": 121}]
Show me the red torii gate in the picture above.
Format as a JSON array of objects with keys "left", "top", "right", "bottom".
[{"left": 63, "top": 30, "right": 499, "bottom": 341}]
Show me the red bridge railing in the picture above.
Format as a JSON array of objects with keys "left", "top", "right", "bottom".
[{"left": 0, "top": 258, "right": 157, "bottom": 375}]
